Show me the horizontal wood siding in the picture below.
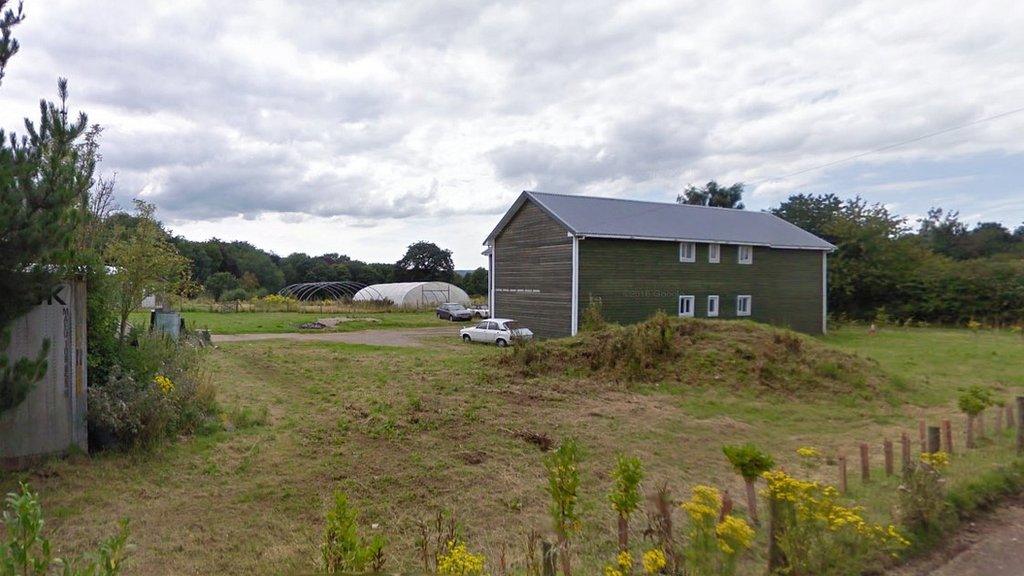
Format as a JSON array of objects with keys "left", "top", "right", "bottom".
[
  {"left": 578, "top": 239, "right": 825, "bottom": 334},
  {"left": 494, "top": 201, "right": 572, "bottom": 338}
]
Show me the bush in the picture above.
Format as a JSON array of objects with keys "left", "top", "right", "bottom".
[
  {"left": 580, "top": 296, "right": 606, "bottom": 332},
  {"left": 220, "top": 287, "right": 249, "bottom": 302},
  {"left": 321, "top": 492, "right": 386, "bottom": 574},
  {"left": 898, "top": 454, "right": 956, "bottom": 550},
  {"left": 763, "top": 470, "right": 909, "bottom": 576},
  {"left": 1, "top": 483, "right": 131, "bottom": 575},
  {"left": 88, "top": 331, "right": 218, "bottom": 450},
  {"left": 680, "top": 485, "right": 754, "bottom": 576}
]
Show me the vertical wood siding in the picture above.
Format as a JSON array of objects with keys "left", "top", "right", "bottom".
[
  {"left": 578, "top": 239, "right": 825, "bottom": 334},
  {"left": 493, "top": 201, "right": 573, "bottom": 338}
]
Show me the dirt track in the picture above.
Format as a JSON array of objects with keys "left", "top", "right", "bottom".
[
  {"left": 893, "top": 502, "right": 1024, "bottom": 575},
  {"left": 211, "top": 326, "right": 459, "bottom": 347}
]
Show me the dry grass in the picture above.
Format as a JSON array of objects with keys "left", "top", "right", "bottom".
[{"left": 2, "top": 325, "right": 1023, "bottom": 574}]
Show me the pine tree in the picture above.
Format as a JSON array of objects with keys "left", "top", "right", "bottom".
[{"left": 1, "top": 0, "right": 91, "bottom": 413}]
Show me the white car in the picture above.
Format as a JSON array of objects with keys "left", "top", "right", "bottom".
[{"left": 459, "top": 318, "right": 534, "bottom": 347}]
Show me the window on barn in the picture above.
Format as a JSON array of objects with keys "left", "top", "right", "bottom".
[
  {"left": 678, "top": 295, "right": 695, "bottom": 317},
  {"left": 707, "top": 295, "right": 719, "bottom": 317},
  {"left": 679, "top": 241, "right": 696, "bottom": 262},
  {"left": 708, "top": 243, "right": 720, "bottom": 263},
  {"left": 736, "top": 295, "right": 752, "bottom": 316},
  {"left": 738, "top": 245, "right": 753, "bottom": 264}
]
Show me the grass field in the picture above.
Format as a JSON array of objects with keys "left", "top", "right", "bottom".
[
  {"left": 3, "top": 325, "right": 1023, "bottom": 574},
  {"left": 129, "top": 310, "right": 442, "bottom": 334}
]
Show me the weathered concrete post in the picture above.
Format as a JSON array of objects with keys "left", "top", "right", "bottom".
[
  {"left": 883, "top": 439, "right": 894, "bottom": 476},
  {"left": 927, "top": 426, "right": 941, "bottom": 453},
  {"left": 859, "top": 443, "right": 870, "bottom": 482}
]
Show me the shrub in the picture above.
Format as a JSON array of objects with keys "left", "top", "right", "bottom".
[
  {"left": 220, "top": 287, "right": 249, "bottom": 302},
  {"left": 762, "top": 470, "right": 909, "bottom": 576},
  {"left": 580, "top": 296, "right": 606, "bottom": 332},
  {"left": 1, "top": 483, "right": 131, "bottom": 575},
  {"left": 608, "top": 454, "right": 644, "bottom": 550},
  {"left": 898, "top": 454, "right": 955, "bottom": 549},
  {"left": 544, "top": 438, "right": 582, "bottom": 576},
  {"left": 321, "top": 492, "right": 386, "bottom": 574},
  {"left": 88, "top": 331, "right": 218, "bottom": 450},
  {"left": 722, "top": 444, "right": 774, "bottom": 525},
  {"left": 680, "top": 485, "right": 754, "bottom": 576},
  {"left": 436, "top": 540, "right": 486, "bottom": 576}
]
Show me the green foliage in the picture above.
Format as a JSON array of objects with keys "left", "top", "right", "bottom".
[
  {"left": 544, "top": 437, "right": 582, "bottom": 539},
  {"left": 677, "top": 181, "right": 745, "bottom": 209},
  {"left": 219, "top": 287, "right": 249, "bottom": 302},
  {"left": 1, "top": 483, "right": 131, "bottom": 576},
  {"left": 722, "top": 444, "right": 775, "bottom": 481},
  {"left": 1, "top": 2, "right": 93, "bottom": 414},
  {"left": 946, "top": 459, "right": 1024, "bottom": 518},
  {"left": 105, "top": 200, "right": 188, "bottom": 341},
  {"left": 321, "top": 492, "right": 386, "bottom": 574},
  {"left": 897, "top": 459, "right": 956, "bottom": 550},
  {"left": 580, "top": 296, "right": 606, "bottom": 332},
  {"left": 87, "top": 331, "right": 218, "bottom": 450},
  {"left": 680, "top": 486, "right": 754, "bottom": 576},
  {"left": 204, "top": 272, "right": 239, "bottom": 301},
  {"left": 456, "top": 267, "right": 488, "bottom": 297},
  {"left": 608, "top": 454, "right": 644, "bottom": 516},
  {"left": 956, "top": 385, "right": 994, "bottom": 416},
  {"left": 394, "top": 241, "right": 454, "bottom": 282},
  {"left": 772, "top": 193, "right": 1024, "bottom": 325}
]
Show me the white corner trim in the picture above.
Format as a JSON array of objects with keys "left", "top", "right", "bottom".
[
  {"left": 488, "top": 243, "right": 495, "bottom": 318},
  {"left": 571, "top": 235, "right": 579, "bottom": 336}
]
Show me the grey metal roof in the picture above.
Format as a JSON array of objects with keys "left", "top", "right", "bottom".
[{"left": 485, "top": 191, "right": 835, "bottom": 251}]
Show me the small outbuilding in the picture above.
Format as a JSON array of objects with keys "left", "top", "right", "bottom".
[{"left": 353, "top": 281, "right": 470, "bottom": 308}]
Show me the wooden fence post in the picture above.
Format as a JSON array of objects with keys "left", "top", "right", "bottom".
[
  {"left": 859, "top": 443, "right": 870, "bottom": 482},
  {"left": 900, "top": 432, "right": 911, "bottom": 472},
  {"left": 838, "top": 454, "right": 848, "bottom": 493},
  {"left": 927, "top": 426, "right": 941, "bottom": 453},
  {"left": 1017, "top": 397, "right": 1024, "bottom": 455},
  {"left": 1007, "top": 404, "right": 1016, "bottom": 429},
  {"left": 883, "top": 439, "right": 894, "bottom": 476},
  {"left": 942, "top": 420, "right": 954, "bottom": 454},
  {"left": 767, "top": 495, "right": 787, "bottom": 574},
  {"left": 918, "top": 420, "right": 927, "bottom": 453}
]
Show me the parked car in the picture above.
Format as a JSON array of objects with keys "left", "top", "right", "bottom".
[
  {"left": 467, "top": 305, "right": 490, "bottom": 319},
  {"left": 459, "top": 318, "right": 534, "bottom": 347},
  {"left": 436, "top": 302, "right": 473, "bottom": 321}
]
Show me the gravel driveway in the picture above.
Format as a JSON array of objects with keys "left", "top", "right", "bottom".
[
  {"left": 211, "top": 326, "right": 458, "bottom": 347},
  {"left": 893, "top": 502, "right": 1024, "bottom": 575}
]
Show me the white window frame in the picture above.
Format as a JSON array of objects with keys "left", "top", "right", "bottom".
[
  {"left": 678, "top": 295, "right": 695, "bottom": 317},
  {"left": 707, "top": 295, "right": 719, "bottom": 317},
  {"left": 737, "top": 245, "right": 753, "bottom": 265},
  {"left": 678, "top": 241, "right": 696, "bottom": 263},
  {"left": 736, "top": 295, "right": 752, "bottom": 316},
  {"left": 708, "top": 243, "right": 720, "bottom": 264}
]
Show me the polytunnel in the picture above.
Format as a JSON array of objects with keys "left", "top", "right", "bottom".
[{"left": 352, "top": 281, "right": 470, "bottom": 308}]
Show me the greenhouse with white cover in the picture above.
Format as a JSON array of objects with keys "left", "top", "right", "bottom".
[{"left": 352, "top": 282, "right": 470, "bottom": 308}]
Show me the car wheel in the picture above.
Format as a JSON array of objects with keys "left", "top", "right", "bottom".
[
  {"left": 462, "top": 334, "right": 471, "bottom": 342},
  {"left": 450, "top": 315, "right": 457, "bottom": 322},
  {"left": 496, "top": 338, "right": 508, "bottom": 348}
]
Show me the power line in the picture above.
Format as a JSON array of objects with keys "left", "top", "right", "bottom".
[{"left": 751, "top": 105, "right": 1024, "bottom": 185}]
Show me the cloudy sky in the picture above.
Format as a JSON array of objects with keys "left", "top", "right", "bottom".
[{"left": 1, "top": 1, "right": 1022, "bottom": 268}]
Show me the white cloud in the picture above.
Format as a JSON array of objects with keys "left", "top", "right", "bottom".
[{"left": 1, "top": 0, "right": 1022, "bottom": 266}]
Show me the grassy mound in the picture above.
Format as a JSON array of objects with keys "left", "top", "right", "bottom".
[{"left": 504, "top": 313, "right": 893, "bottom": 397}]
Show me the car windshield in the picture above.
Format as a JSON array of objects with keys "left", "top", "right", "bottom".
[{"left": 448, "top": 304, "right": 465, "bottom": 310}]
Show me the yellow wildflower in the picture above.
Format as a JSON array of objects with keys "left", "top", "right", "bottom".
[
  {"left": 919, "top": 451, "right": 949, "bottom": 469},
  {"left": 715, "top": 515, "right": 755, "bottom": 556},
  {"left": 641, "top": 548, "right": 666, "bottom": 574},
  {"left": 154, "top": 374, "right": 174, "bottom": 395},
  {"left": 796, "top": 446, "right": 821, "bottom": 458},
  {"left": 617, "top": 550, "right": 633, "bottom": 570},
  {"left": 437, "top": 540, "right": 487, "bottom": 576},
  {"left": 604, "top": 567, "right": 624, "bottom": 576}
]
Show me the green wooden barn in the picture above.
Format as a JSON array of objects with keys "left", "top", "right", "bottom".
[{"left": 483, "top": 191, "right": 835, "bottom": 338}]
